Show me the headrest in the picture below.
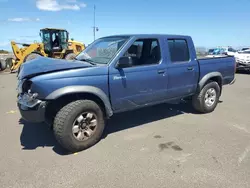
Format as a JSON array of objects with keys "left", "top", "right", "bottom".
[
  {"left": 151, "top": 46, "right": 160, "bottom": 59},
  {"left": 128, "top": 45, "right": 138, "bottom": 54}
]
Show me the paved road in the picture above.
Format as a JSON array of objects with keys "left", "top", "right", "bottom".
[{"left": 0, "top": 72, "right": 250, "bottom": 188}]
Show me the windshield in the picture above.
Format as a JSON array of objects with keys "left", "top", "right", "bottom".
[
  {"left": 75, "top": 36, "right": 129, "bottom": 64},
  {"left": 241, "top": 48, "right": 249, "bottom": 51},
  {"left": 40, "top": 30, "right": 51, "bottom": 52},
  {"left": 228, "top": 48, "right": 236, "bottom": 52},
  {"left": 239, "top": 50, "right": 250, "bottom": 54},
  {"left": 213, "top": 48, "right": 224, "bottom": 55},
  {"left": 58, "top": 30, "right": 68, "bottom": 49}
]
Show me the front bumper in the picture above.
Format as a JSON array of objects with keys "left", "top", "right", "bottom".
[
  {"left": 17, "top": 95, "right": 47, "bottom": 123},
  {"left": 236, "top": 62, "right": 250, "bottom": 71}
]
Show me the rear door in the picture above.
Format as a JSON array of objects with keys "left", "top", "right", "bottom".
[
  {"left": 166, "top": 38, "right": 199, "bottom": 99},
  {"left": 109, "top": 37, "right": 168, "bottom": 112}
]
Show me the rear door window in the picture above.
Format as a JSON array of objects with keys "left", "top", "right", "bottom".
[{"left": 168, "top": 39, "right": 190, "bottom": 62}]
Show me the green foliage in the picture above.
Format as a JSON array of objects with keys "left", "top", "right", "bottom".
[{"left": 0, "top": 49, "right": 9, "bottom": 54}]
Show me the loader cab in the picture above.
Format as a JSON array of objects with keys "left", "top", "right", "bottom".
[{"left": 40, "top": 28, "right": 69, "bottom": 56}]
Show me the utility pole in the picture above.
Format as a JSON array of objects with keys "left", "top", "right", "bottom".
[{"left": 93, "top": 5, "right": 98, "bottom": 41}]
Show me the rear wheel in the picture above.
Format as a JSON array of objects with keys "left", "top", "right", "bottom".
[
  {"left": 53, "top": 100, "right": 105, "bottom": 152},
  {"left": 65, "top": 53, "right": 76, "bottom": 60},
  {"left": 192, "top": 81, "right": 220, "bottom": 113},
  {"left": 24, "top": 52, "right": 41, "bottom": 62}
]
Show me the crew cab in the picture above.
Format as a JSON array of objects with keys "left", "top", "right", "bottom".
[{"left": 17, "top": 34, "right": 236, "bottom": 152}]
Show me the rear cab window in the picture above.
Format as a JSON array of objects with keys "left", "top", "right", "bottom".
[{"left": 168, "top": 39, "right": 190, "bottom": 63}]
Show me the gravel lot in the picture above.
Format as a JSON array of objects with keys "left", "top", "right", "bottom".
[
  {"left": 0, "top": 72, "right": 249, "bottom": 188},
  {"left": 0, "top": 54, "right": 14, "bottom": 61}
]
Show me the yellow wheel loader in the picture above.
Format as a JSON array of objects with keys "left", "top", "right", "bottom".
[{"left": 10, "top": 28, "right": 85, "bottom": 72}]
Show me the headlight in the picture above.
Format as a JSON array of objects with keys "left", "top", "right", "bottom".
[
  {"left": 18, "top": 92, "right": 40, "bottom": 108},
  {"left": 22, "top": 80, "right": 32, "bottom": 93},
  {"left": 17, "top": 79, "right": 33, "bottom": 94},
  {"left": 23, "top": 91, "right": 38, "bottom": 103},
  {"left": 17, "top": 79, "right": 25, "bottom": 94}
]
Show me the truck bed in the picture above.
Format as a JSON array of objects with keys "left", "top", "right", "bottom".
[
  {"left": 197, "top": 55, "right": 236, "bottom": 85},
  {"left": 197, "top": 55, "right": 229, "bottom": 60}
]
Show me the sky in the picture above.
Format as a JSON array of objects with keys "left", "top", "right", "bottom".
[{"left": 0, "top": 0, "right": 250, "bottom": 50}]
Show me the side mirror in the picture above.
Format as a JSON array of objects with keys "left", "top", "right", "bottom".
[{"left": 115, "top": 57, "right": 133, "bottom": 69}]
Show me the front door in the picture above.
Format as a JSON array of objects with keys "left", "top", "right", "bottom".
[
  {"left": 109, "top": 38, "right": 168, "bottom": 112},
  {"left": 166, "top": 39, "right": 199, "bottom": 99}
]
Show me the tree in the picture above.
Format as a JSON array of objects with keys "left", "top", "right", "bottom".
[{"left": 0, "top": 50, "right": 9, "bottom": 54}]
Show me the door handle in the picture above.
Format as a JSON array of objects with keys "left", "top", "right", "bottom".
[
  {"left": 187, "top": 67, "right": 194, "bottom": 71},
  {"left": 158, "top": 70, "right": 165, "bottom": 74}
]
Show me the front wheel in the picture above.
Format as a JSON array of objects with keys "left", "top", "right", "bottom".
[
  {"left": 53, "top": 100, "right": 105, "bottom": 152},
  {"left": 192, "top": 81, "right": 220, "bottom": 113}
]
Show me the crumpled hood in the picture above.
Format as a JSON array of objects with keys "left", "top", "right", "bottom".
[{"left": 18, "top": 57, "right": 93, "bottom": 79}]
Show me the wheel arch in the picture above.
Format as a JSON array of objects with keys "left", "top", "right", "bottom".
[
  {"left": 45, "top": 86, "right": 113, "bottom": 120},
  {"left": 198, "top": 72, "right": 223, "bottom": 95}
]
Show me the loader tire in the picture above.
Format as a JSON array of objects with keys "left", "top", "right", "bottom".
[
  {"left": 53, "top": 100, "right": 105, "bottom": 152},
  {"left": 5, "top": 57, "right": 13, "bottom": 68},
  {"left": 0, "top": 59, "right": 7, "bottom": 70},
  {"left": 65, "top": 53, "right": 76, "bottom": 60},
  {"left": 24, "top": 52, "right": 41, "bottom": 63}
]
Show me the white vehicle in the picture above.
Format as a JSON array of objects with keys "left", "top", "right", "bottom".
[
  {"left": 219, "top": 46, "right": 237, "bottom": 56},
  {"left": 206, "top": 46, "right": 237, "bottom": 57},
  {"left": 235, "top": 50, "right": 250, "bottom": 71},
  {"left": 239, "top": 48, "right": 250, "bottom": 52}
]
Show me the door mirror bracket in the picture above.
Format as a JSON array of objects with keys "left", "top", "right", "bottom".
[{"left": 115, "top": 56, "right": 133, "bottom": 69}]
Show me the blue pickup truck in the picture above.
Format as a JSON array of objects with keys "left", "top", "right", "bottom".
[{"left": 17, "top": 34, "right": 236, "bottom": 152}]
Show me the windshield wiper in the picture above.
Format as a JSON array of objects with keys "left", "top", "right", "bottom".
[{"left": 76, "top": 58, "right": 97, "bottom": 65}]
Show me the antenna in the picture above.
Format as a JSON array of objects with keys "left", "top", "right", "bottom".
[{"left": 93, "top": 5, "right": 98, "bottom": 41}]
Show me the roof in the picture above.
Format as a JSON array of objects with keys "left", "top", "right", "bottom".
[
  {"left": 40, "top": 28, "right": 67, "bottom": 31},
  {"left": 100, "top": 34, "right": 190, "bottom": 39}
]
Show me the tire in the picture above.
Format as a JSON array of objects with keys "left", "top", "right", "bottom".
[
  {"left": 24, "top": 52, "right": 41, "bottom": 62},
  {"left": 5, "top": 57, "right": 13, "bottom": 68},
  {"left": 0, "top": 59, "right": 7, "bottom": 70},
  {"left": 65, "top": 53, "right": 76, "bottom": 60},
  {"left": 53, "top": 100, "right": 105, "bottom": 152},
  {"left": 192, "top": 81, "right": 220, "bottom": 113}
]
